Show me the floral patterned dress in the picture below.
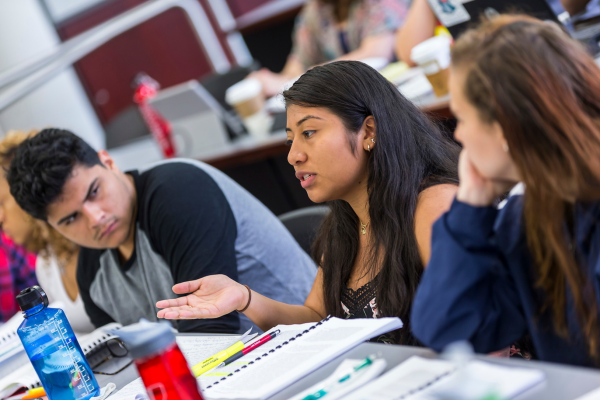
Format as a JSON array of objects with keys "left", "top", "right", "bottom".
[{"left": 290, "top": 0, "right": 409, "bottom": 69}]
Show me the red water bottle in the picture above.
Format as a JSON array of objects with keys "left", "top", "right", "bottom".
[
  {"left": 113, "top": 321, "right": 203, "bottom": 400},
  {"left": 133, "top": 73, "right": 177, "bottom": 159}
]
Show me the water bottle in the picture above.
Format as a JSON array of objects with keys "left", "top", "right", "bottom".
[
  {"left": 114, "top": 320, "right": 204, "bottom": 400},
  {"left": 16, "top": 286, "right": 100, "bottom": 400}
]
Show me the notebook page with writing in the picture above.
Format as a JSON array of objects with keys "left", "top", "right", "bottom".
[
  {"left": 106, "top": 334, "right": 246, "bottom": 400},
  {"left": 0, "top": 322, "right": 122, "bottom": 400},
  {"left": 202, "top": 317, "right": 403, "bottom": 400},
  {"left": 177, "top": 334, "right": 244, "bottom": 366},
  {"left": 346, "top": 356, "right": 545, "bottom": 400}
]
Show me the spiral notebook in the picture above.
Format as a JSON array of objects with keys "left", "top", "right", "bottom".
[
  {"left": 112, "top": 316, "right": 403, "bottom": 400},
  {"left": 0, "top": 322, "right": 123, "bottom": 399},
  {"left": 0, "top": 311, "right": 27, "bottom": 368}
]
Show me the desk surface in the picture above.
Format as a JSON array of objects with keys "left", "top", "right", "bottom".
[{"left": 100, "top": 341, "right": 600, "bottom": 400}]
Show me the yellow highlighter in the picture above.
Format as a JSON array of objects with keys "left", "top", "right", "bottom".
[
  {"left": 190, "top": 328, "right": 255, "bottom": 377},
  {"left": 192, "top": 340, "right": 246, "bottom": 377}
]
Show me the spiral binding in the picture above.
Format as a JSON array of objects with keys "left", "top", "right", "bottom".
[{"left": 204, "top": 316, "right": 332, "bottom": 390}]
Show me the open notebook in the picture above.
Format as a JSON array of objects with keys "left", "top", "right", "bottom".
[
  {"left": 0, "top": 311, "right": 28, "bottom": 373},
  {"left": 111, "top": 316, "right": 403, "bottom": 400},
  {"left": 0, "top": 322, "right": 122, "bottom": 399},
  {"left": 346, "top": 356, "right": 545, "bottom": 400}
]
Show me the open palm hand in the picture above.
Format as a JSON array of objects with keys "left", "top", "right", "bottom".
[{"left": 156, "top": 275, "right": 247, "bottom": 320}]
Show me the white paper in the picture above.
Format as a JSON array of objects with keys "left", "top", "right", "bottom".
[
  {"left": 176, "top": 335, "right": 242, "bottom": 366},
  {"left": 426, "top": 0, "right": 471, "bottom": 27},
  {"left": 107, "top": 335, "right": 244, "bottom": 400},
  {"left": 0, "top": 312, "right": 25, "bottom": 362},
  {"left": 346, "top": 356, "right": 457, "bottom": 400},
  {"left": 575, "top": 386, "right": 600, "bottom": 400},
  {"left": 346, "top": 356, "right": 545, "bottom": 400},
  {"left": 202, "top": 317, "right": 403, "bottom": 400},
  {"left": 109, "top": 319, "right": 402, "bottom": 400},
  {"left": 0, "top": 364, "right": 39, "bottom": 399},
  {"left": 289, "top": 358, "right": 387, "bottom": 400},
  {"left": 106, "top": 378, "right": 146, "bottom": 400}
]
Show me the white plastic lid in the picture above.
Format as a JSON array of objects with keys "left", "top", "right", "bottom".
[
  {"left": 225, "top": 78, "right": 262, "bottom": 104},
  {"left": 410, "top": 36, "right": 452, "bottom": 65}
]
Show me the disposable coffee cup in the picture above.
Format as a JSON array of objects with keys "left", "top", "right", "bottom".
[
  {"left": 410, "top": 36, "right": 452, "bottom": 97},
  {"left": 226, "top": 78, "right": 271, "bottom": 139}
]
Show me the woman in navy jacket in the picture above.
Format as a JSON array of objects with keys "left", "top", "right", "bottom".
[{"left": 412, "top": 15, "right": 600, "bottom": 366}]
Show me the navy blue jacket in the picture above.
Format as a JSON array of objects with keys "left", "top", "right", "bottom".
[{"left": 412, "top": 196, "right": 600, "bottom": 367}]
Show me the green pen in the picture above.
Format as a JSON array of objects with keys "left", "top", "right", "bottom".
[{"left": 302, "top": 356, "right": 375, "bottom": 400}]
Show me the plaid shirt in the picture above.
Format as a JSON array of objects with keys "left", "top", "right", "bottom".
[{"left": 0, "top": 232, "right": 37, "bottom": 322}]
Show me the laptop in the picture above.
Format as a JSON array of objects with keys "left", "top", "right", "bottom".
[{"left": 427, "top": 0, "right": 561, "bottom": 39}]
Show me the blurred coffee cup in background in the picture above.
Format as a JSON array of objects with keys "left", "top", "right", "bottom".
[
  {"left": 226, "top": 78, "right": 272, "bottom": 140},
  {"left": 410, "top": 36, "right": 452, "bottom": 97}
]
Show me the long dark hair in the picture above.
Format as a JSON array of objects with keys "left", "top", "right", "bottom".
[
  {"left": 283, "top": 61, "right": 460, "bottom": 344},
  {"left": 452, "top": 15, "right": 600, "bottom": 359}
]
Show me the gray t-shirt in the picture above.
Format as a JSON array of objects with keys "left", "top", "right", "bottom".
[{"left": 78, "top": 159, "right": 317, "bottom": 333}]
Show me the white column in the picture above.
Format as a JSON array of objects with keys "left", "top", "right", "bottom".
[{"left": 0, "top": 0, "right": 105, "bottom": 149}]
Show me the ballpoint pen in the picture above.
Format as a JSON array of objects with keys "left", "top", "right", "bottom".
[{"left": 216, "top": 329, "right": 281, "bottom": 368}]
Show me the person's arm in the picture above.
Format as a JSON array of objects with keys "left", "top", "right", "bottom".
[
  {"left": 561, "top": 0, "right": 590, "bottom": 15},
  {"left": 247, "top": 57, "right": 304, "bottom": 98},
  {"left": 414, "top": 183, "right": 458, "bottom": 266},
  {"left": 157, "top": 268, "right": 326, "bottom": 332},
  {"left": 412, "top": 198, "right": 527, "bottom": 352},
  {"left": 76, "top": 249, "right": 116, "bottom": 328},
  {"left": 246, "top": 1, "right": 315, "bottom": 97},
  {"left": 252, "top": 30, "right": 396, "bottom": 97},
  {"left": 395, "top": 0, "right": 438, "bottom": 67},
  {"left": 411, "top": 151, "right": 526, "bottom": 353}
]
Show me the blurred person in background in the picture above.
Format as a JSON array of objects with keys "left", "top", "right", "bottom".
[
  {"left": 0, "top": 232, "right": 37, "bottom": 323},
  {"left": 395, "top": 0, "right": 443, "bottom": 66},
  {"left": 0, "top": 131, "right": 94, "bottom": 333},
  {"left": 251, "top": 0, "right": 409, "bottom": 97}
]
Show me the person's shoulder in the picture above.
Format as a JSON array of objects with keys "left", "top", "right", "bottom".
[
  {"left": 137, "top": 161, "right": 232, "bottom": 234},
  {"left": 138, "top": 161, "right": 221, "bottom": 200},
  {"left": 141, "top": 161, "right": 214, "bottom": 184},
  {"left": 417, "top": 183, "right": 458, "bottom": 215}
]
